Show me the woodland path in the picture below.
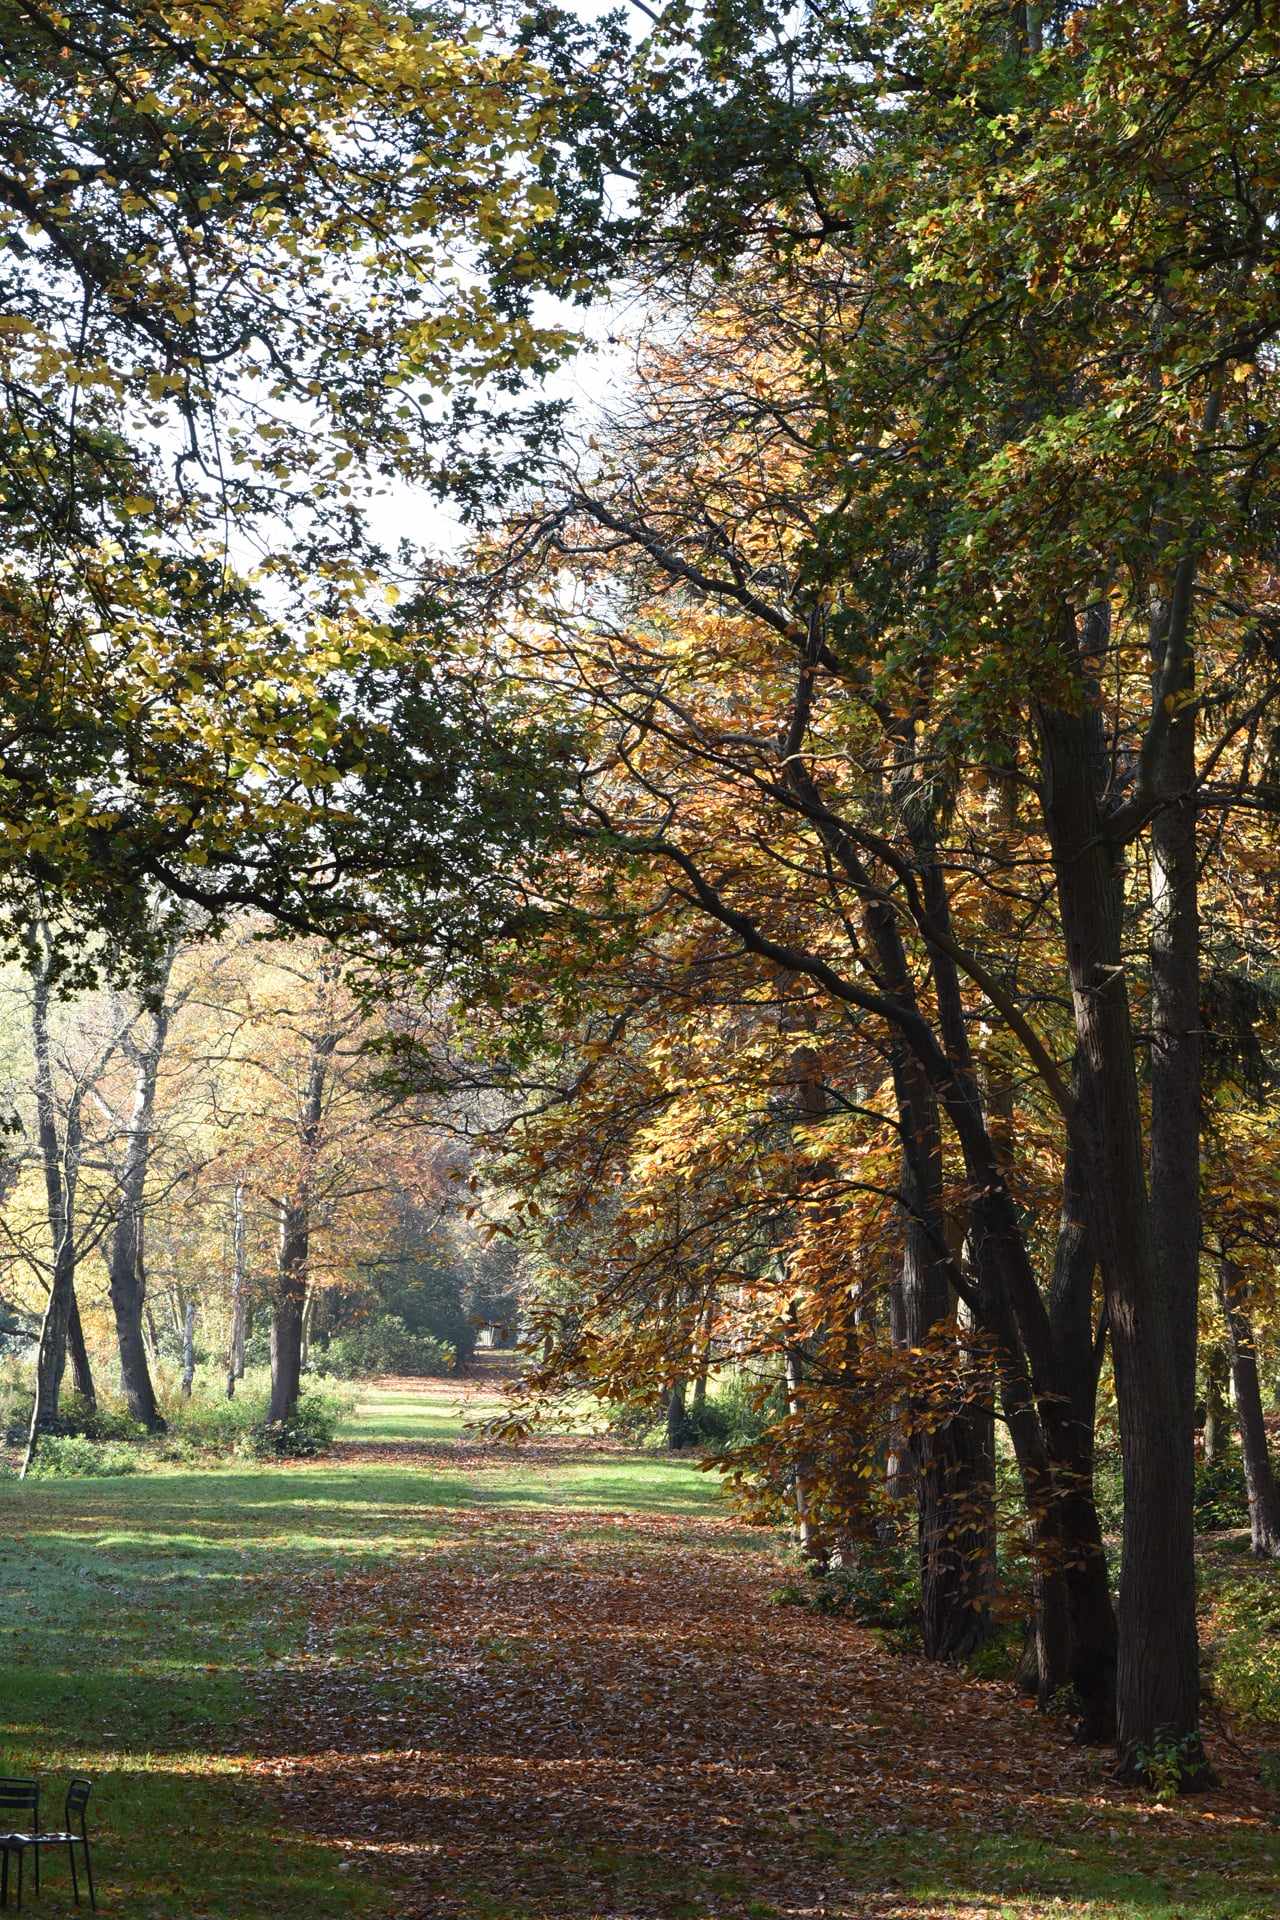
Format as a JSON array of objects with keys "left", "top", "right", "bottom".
[
  {"left": 2, "top": 1366, "right": 1277, "bottom": 1919},
  {"left": 259, "top": 1366, "right": 1277, "bottom": 1920}
]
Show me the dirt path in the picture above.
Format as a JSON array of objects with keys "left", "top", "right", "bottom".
[{"left": 257, "top": 1375, "right": 1279, "bottom": 1920}]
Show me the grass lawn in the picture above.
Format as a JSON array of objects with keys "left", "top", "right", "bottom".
[{"left": 2, "top": 1372, "right": 1277, "bottom": 1918}]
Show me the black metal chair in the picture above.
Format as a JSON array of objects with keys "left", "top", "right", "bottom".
[
  {"left": 0, "top": 1777, "right": 95, "bottom": 1910},
  {"left": 0, "top": 1781, "right": 37, "bottom": 1911}
]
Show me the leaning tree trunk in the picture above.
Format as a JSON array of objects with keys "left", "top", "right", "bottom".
[
  {"left": 66, "top": 1287, "right": 96, "bottom": 1408},
  {"left": 787, "top": 748, "right": 996, "bottom": 1651},
  {"left": 1217, "top": 1258, "right": 1280, "bottom": 1558}
]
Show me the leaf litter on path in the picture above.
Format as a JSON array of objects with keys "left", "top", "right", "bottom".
[{"left": 241, "top": 1395, "right": 1280, "bottom": 1920}]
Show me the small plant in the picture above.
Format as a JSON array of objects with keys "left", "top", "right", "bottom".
[{"left": 1133, "top": 1730, "right": 1205, "bottom": 1801}]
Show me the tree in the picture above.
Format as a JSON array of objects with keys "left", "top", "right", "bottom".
[
  {"left": 508, "top": 0, "right": 1280, "bottom": 1777},
  {"left": 0, "top": 0, "right": 575, "bottom": 962}
]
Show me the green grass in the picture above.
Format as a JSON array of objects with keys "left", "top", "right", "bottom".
[
  {"left": 0, "top": 1378, "right": 723, "bottom": 1917},
  {"left": 3, "top": 1378, "right": 1278, "bottom": 1919},
  {"left": 812, "top": 1820, "right": 1280, "bottom": 1917}
]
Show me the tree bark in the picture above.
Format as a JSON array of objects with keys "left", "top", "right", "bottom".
[
  {"left": 106, "top": 978, "right": 173, "bottom": 1432},
  {"left": 66, "top": 1287, "right": 96, "bottom": 1408},
  {"left": 1148, "top": 588, "right": 1202, "bottom": 1442},
  {"left": 1043, "top": 1113, "right": 1117, "bottom": 1741},
  {"left": 22, "top": 931, "right": 78, "bottom": 1470},
  {"left": 180, "top": 1299, "right": 197, "bottom": 1397},
  {"left": 665, "top": 1376, "right": 689, "bottom": 1451},
  {"left": 269, "top": 1201, "right": 308, "bottom": 1423},
  {"left": 300, "top": 1284, "right": 315, "bottom": 1373},
  {"left": 1217, "top": 1258, "right": 1280, "bottom": 1557},
  {"left": 1039, "top": 661, "right": 1206, "bottom": 1781},
  {"left": 268, "top": 1027, "right": 336, "bottom": 1423},
  {"left": 227, "top": 1181, "right": 248, "bottom": 1399},
  {"left": 1202, "top": 1343, "right": 1230, "bottom": 1468}
]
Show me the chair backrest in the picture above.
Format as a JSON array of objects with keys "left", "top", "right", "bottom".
[
  {"left": 0, "top": 1778, "right": 37, "bottom": 1822},
  {"left": 65, "top": 1778, "right": 91, "bottom": 1829}
]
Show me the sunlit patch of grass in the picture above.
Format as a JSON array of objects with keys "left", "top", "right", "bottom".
[{"left": 817, "top": 1817, "right": 1280, "bottom": 1919}]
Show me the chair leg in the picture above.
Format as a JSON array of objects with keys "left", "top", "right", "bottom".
[
  {"left": 83, "top": 1837, "right": 96, "bottom": 1913},
  {"left": 31, "top": 1844, "right": 36, "bottom": 1898},
  {"left": 14, "top": 1844, "right": 20, "bottom": 1911},
  {"left": 69, "top": 1838, "right": 80, "bottom": 1906}
]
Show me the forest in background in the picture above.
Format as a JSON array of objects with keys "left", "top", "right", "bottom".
[
  {"left": 0, "top": 921, "right": 524, "bottom": 1451},
  {"left": 1, "top": 0, "right": 1280, "bottom": 1807}
]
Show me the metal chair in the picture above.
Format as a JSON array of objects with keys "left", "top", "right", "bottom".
[
  {"left": 0, "top": 1777, "right": 95, "bottom": 1909},
  {"left": 0, "top": 1781, "right": 37, "bottom": 1911}
]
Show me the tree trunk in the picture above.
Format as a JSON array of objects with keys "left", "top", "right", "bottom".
[
  {"left": 1202, "top": 1343, "right": 1230, "bottom": 1468},
  {"left": 1039, "top": 668, "right": 1206, "bottom": 1781},
  {"left": 180, "top": 1299, "right": 197, "bottom": 1398},
  {"left": 106, "top": 985, "right": 172, "bottom": 1432},
  {"left": 22, "top": 1239, "right": 76, "bottom": 1475},
  {"left": 300, "top": 1285, "right": 315, "bottom": 1373},
  {"left": 22, "top": 929, "right": 78, "bottom": 1469},
  {"left": 1217, "top": 1259, "right": 1280, "bottom": 1557},
  {"left": 691, "top": 1292, "right": 713, "bottom": 1419},
  {"left": 144, "top": 1298, "right": 160, "bottom": 1365},
  {"left": 269, "top": 1201, "right": 308, "bottom": 1424},
  {"left": 114, "top": 1233, "right": 164, "bottom": 1429},
  {"left": 66, "top": 1287, "right": 96, "bottom": 1407},
  {"left": 665, "top": 1376, "right": 688, "bottom": 1451},
  {"left": 268, "top": 1028, "right": 336, "bottom": 1423},
  {"left": 227, "top": 1182, "right": 248, "bottom": 1399},
  {"left": 1148, "top": 586, "right": 1203, "bottom": 1445}
]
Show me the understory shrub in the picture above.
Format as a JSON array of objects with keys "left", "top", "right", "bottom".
[
  {"left": 1194, "top": 1448, "right": 1250, "bottom": 1530},
  {"left": 1092, "top": 1439, "right": 1125, "bottom": 1534},
  {"left": 27, "top": 1434, "right": 139, "bottom": 1478},
  {"left": 313, "top": 1314, "right": 457, "bottom": 1380},
  {"left": 59, "top": 1392, "right": 146, "bottom": 1442},
  {"left": 160, "top": 1371, "right": 350, "bottom": 1460},
  {"left": 604, "top": 1398, "right": 665, "bottom": 1446},
  {"left": 605, "top": 1372, "right": 792, "bottom": 1453},
  {"left": 1203, "top": 1570, "right": 1280, "bottom": 1726},
  {"left": 0, "top": 1356, "right": 33, "bottom": 1442},
  {"left": 705, "top": 1372, "right": 787, "bottom": 1448},
  {"left": 249, "top": 1390, "right": 344, "bottom": 1458},
  {"left": 772, "top": 1532, "right": 920, "bottom": 1632}
]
